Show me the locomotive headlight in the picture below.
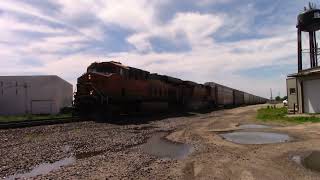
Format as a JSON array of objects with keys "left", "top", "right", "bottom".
[
  {"left": 90, "top": 90, "right": 93, "bottom": 95},
  {"left": 88, "top": 74, "right": 91, "bottom": 80}
]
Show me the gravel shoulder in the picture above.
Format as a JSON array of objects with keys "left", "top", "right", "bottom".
[{"left": 1, "top": 105, "right": 320, "bottom": 179}]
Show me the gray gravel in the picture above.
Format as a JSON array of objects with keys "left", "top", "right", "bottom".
[{"left": 0, "top": 114, "right": 195, "bottom": 179}]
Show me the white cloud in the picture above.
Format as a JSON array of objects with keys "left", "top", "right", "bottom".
[
  {"left": 167, "top": 13, "right": 222, "bottom": 47},
  {"left": 22, "top": 35, "right": 89, "bottom": 55},
  {"left": 97, "top": 0, "right": 156, "bottom": 31},
  {"left": 195, "top": 0, "right": 233, "bottom": 6},
  {"left": 0, "top": 15, "right": 65, "bottom": 34},
  {"left": 0, "top": 1, "right": 62, "bottom": 24},
  {"left": 0, "top": 17, "right": 91, "bottom": 62},
  {"left": 106, "top": 30, "right": 296, "bottom": 98},
  {"left": 126, "top": 12, "right": 223, "bottom": 51},
  {"left": 0, "top": 0, "right": 105, "bottom": 40},
  {"left": 54, "top": 0, "right": 166, "bottom": 31},
  {"left": 0, "top": 0, "right": 300, "bottom": 98},
  {"left": 39, "top": 53, "right": 97, "bottom": 75},
  {"left": 127, "top": 33, "right": 153, "bottom": 52}
]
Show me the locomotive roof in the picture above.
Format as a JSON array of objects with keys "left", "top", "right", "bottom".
[
  {"left": 107, "top": 61, "right": 130, "bottom": 69},
  {"left": 184, "top": 81, "right": 198, "bottom": 86},
  {"left": 89, "top": 61, "right": 130, "bottom": 69},
  {"left": 128, "top": 66, "right": 149, "bottom": 73}
]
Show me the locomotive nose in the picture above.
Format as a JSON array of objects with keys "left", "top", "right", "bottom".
[{"left": 75, "top": 95, "right": 99, "bottom": 114}]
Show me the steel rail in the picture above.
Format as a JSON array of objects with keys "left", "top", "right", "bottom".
[{"left": 0, "top": 117, "right": 83, "bottom": 129}]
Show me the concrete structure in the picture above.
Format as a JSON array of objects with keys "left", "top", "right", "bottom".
[
  {"left": 286, "top": 5, "right": 320, "bottom": 113},
  {"left": 0, "top": 76, "right": 73, "bottom": 115},
  {"left": 288, "top": 69, "right": 320, "bottom": 113},
  {"left": 286, "top": 78, "right": 298, "bottom": 111}
]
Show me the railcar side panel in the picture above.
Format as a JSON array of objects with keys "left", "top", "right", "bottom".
[
  {"left": 234, "top": 90, "right": 244, "bottom": 105},
  {"left": 244, "top": 93, "right": 250, "bottom": 104},
  {"left": 223, "top": 86, "right": 234, "bottom": 105}
]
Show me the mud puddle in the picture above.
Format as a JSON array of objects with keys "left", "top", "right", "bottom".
[
  {"left": 141, "top": 132, "right": 192, "bottom": 159},
  {"left": 75, "top": 150, "right": 105, "bottom": 159},
  {"left": 238, "top": 124, "right": 271, "bottom": 129},
  {"left": 220, "top": 132, "right": 291, "bottom": 144},
  {"left": 6, "top": 149, "right": 105, "bottom": 179},
  {"left": 293, "top": 151, "right": 320, "bottom": 172},
  {"left": 131, "top": 126, "right": 155, "bottom": 130},
  {"left": 5, "top": 157, "right": 75, "bottom": 179}
]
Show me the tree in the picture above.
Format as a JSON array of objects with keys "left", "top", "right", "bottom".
[
  {"left": 275, "top": 96, "right": 281, "bottom": 101},
  {"left": 282, "top": 96, "right": 288, "bottom": 101}
]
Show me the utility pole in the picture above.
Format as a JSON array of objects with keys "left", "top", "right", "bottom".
[{"left": 270, "top": 88, "right": 273, "bottom": 100}]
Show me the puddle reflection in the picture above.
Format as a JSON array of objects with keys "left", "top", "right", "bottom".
[
  {"left": 6, "top": 157, "right": 75, "bottom": 180},
  {"left": 142, "top": 132, "right": 192, "bottom": 159},
  {"left": 220, "top": 132, "right": 291, "bottom": 144}
]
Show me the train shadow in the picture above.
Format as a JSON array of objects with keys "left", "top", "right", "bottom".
[
  {"left": 98, "top": 111, "right": 194, "bottom": 125},
  {"left": 95, "top": 106, "right": 227, "bottom": 125}
]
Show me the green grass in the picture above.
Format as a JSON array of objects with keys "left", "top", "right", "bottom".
[
  {"left": 256, "top": 107, "right": 320, "bottom": 123},
  {"left": 0, "top": 113, "right": 72, "bottom": 123}
]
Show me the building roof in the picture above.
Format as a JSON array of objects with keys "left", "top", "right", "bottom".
[
  {"left": 288, "top": 66, "right": 320, "bottom": 77},
  {"left": 0, "top": 75, "right": 72, "bottom": 86}
]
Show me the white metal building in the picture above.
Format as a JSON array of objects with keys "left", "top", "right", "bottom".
[
  {"left": 0, "top": 75, "right": 73, "bottom": 115},
  {"left": 287, "top": 69, "right": 320, "bottom": 113}
]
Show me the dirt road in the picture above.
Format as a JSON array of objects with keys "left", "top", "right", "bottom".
[{"left": 1, "top": 104, "right": 320, "bottom": 179}]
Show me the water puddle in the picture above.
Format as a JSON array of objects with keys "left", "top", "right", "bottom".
[
  {"left": 200, "top": 115, "right": 217, "bottom": 119},
  {"left": 131, "top": 126, "right": 155, "bottom": 130},
  {"left": 303, "top": 151, "right": 320, "bottom": 172},
  {"left": 220, "top": 132, "right": 291, "bottom": 144},
  {"left": 141, "top": 132, "right": 192, "bottom": 159},
  {"left": 238, "top": 124, "right": 271, "bottom": 129},
  {"left": 5, "top": 157, "right": 75, "bottom": 179},
  {"left": 75, "top": 150, "right": 105, "bottom": 159},
  {"left": 293, "top": 151, "right": 320, "bottom": 172}
]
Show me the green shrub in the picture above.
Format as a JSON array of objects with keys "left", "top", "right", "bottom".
[{"left": 60, "top": 107, "right": 74, "bottom": 114}]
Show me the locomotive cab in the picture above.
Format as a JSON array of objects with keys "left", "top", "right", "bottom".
[
  {"left": 75, "top": 61, "right": 131, "bottom": 118},
  {"left": 86, "top": 61, "right": 150, "bottom": 81},
  {"left": 87, "top": 61, "right": 129, "bottom": 77},
  {"left": 75, "top": 61, "right": 152, "bottom": 119}
]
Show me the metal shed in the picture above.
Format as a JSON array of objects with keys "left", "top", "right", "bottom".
[
  {"left": 0, "top": 75, "right": 73, "bottom": 115},
  {"left": 288, "top": 69, "right": 320, "bottom": 113}
]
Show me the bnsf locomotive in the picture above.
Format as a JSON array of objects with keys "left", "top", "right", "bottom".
[{"left": 74, "top": 61, "right": 267, "bottom": 119}]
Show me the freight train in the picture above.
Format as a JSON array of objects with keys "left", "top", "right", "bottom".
[{"left": 74, "top": 61, "right": 267, "bottom": 119}]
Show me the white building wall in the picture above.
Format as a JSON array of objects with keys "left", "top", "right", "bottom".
[
  {"left": 286, "top": 78, "right": 298, "bottom": 111},
  {"left": 0, "top": 76, "right": 73, "bottom": 115},
  {"left": 303, "top": 79, "right": 320, "bottom": 113}
]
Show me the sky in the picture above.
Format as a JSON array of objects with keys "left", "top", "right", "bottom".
[{"left": 0, "top": 0, "right": 315, "bottom": 98}]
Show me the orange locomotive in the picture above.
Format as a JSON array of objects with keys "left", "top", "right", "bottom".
[
  {"left": 74, "top": 61, "right": 214, "bottom": 118},
  {"left": 74, "top": 61, "right": 268, "bottom": 120}
]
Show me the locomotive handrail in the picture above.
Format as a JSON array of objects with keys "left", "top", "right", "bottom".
[{"left": 85, "top": 82, "right": 107, "bottom": 104}]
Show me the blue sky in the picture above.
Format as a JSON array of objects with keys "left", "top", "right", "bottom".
[{"left": 0, "top": 0, "right": 314, "bottom": 98}]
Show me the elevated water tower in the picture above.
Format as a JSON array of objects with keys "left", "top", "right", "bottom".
[
  {"left": 287, "top": 3, "right": 320, "bottom": 114},
  {"left": 297, "top": 3, "right": 320, "bottom": 71}
]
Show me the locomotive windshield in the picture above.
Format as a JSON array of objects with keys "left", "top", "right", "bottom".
[
  {"left": 87, "top": 62, "right": 129, "bottom": 77},
  {"left": 87, "top": 63, "right": 121, "bottom": 74},
  {"left": 87, "top": 66, "right": 116, "bottom": 73}
]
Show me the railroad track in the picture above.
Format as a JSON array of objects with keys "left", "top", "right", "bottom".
[{"left": 0, "top": 117, "right": 83, "bottom": 129}]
